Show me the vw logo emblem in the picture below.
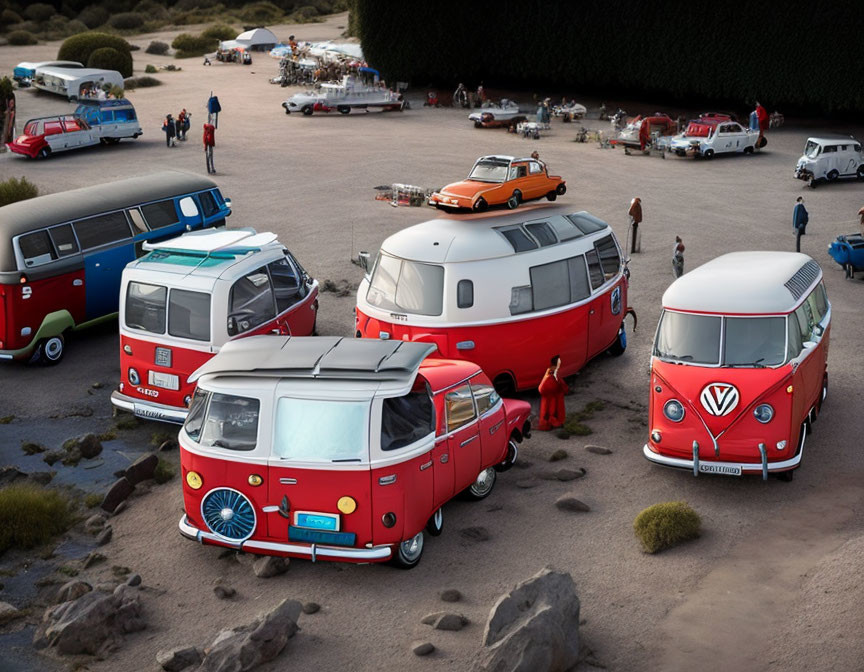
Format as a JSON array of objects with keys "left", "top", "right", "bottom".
[{"left": 700, "top": 383, "right": 740, "bottom": 416}]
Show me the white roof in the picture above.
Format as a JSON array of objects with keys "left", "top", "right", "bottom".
[
  {"left": 235, "top": 27, "right": 279, "bottom": 45},
  {"left": 806, "top": 136, "right": 860, "bottom": 145},
  {"left": 18, "top": 60, "right": 82, "bottom": 70},
  {"left": 143, "top": 228, "right": 277, "bottom": 253},
  {"left": 35, "top": 66, "right": 122, "bottom": 82},
  {"left": 662, "top": 252, "right": 822, "bottom": 314}
]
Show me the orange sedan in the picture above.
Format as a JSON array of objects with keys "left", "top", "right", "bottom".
[{"left": 429, "top": 155, "right": 567, "bottom": 212}]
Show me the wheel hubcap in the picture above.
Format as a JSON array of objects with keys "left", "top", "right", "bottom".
[
  {"left": 45, "top": 338, "right": 62, "bottom": 359},
  {"left": 471, "top": 468, "right": 496, "bottom": 496},
  {"left": 399, "top": 532, "right": 424, "bottom": 561},
  {"left": 433, "top": 509, "right": 442, "bottom": 529}
]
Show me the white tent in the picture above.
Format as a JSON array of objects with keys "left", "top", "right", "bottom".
[{"left": 221, "top": 27, "right": 279, "bottom": 52}]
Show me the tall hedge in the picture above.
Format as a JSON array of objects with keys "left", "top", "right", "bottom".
[
  {"left": 87, "top": 47, "right": 133, "bottom": 78},
  {"left": 58, "top": 32, "right": 133, "bottom": 78},
  {"left": 355, "top": 0, "right": 864, "bottom": 115}
]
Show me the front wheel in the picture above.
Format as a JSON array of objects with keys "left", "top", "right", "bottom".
[
  {"left": 545, "top": 191, "right": 557, "bottom": 201},
  {"left": 390, "top": 531, "right": 424, "bottom": 569},
  {"left": 337, "top": 105, "right": 350, "bottom": 115},
  {"left": 301, "top": 105, "right": 313, "bottom": 116},
  {"left": 827, "top": 169, "right": 839, "bottom": 182},
  {"left": 426, "top": 508, "right": 443, "bottom": 536},
  {"left": 465, "top": 467, "right": 497, "bottom": 500},
  {"left": 556, "top": 183, "right": 567, "bottom": 195},
  {"left": 472, "top": 197, "right": 488, "bottom": 213},
  {"left": 743, "top": 146, "right": 754, "bottom": 155},
  {"left": 37, "top": 335, "right": 65, "bottom": 365},
  {"left": 606, "top": 324, "right": 627, "bottom": 357},
  {"left": 506, "top": 191, "right": 521, "bottom": 210},
  {"left": 857, "top": 165, "right": 864, "bottom": 180},
  {"left": 702, "top": 149, "right": 714, "bottom": 159}
]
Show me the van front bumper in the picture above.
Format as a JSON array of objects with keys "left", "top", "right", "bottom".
[
  {"left": 643, "top": 443, "right": 803, "bottom": 478},
  {"left": 178, "top": 515, "right": 393, "bottom": 562},
  {"left": 111, "top": 390, "right": 188, "bottom": 424}
]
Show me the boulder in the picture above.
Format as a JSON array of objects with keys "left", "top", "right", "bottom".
[
  {"left": 548, "top": 449, "right": 568, "bottom": 462},
  {"left": 421, "top": 611, "right": 469, "bottom": 631},
  {"left": 252, "top": 556, "right": 289, "bottom": 578},
  {"left": 475, "top": 568, "right": 581, "bottom": 672},
  {"left": 412, "top": 641, "right": 435, "bottom": 656},
  {"left": 83, "top": 551, "right": 106, "bottom": 569},
  {"left": 101, "top": 477, "right": 134, "bottom": 513},
  {"left": 585, "top": 445, "right": 612, "bottom": 455},
  {"left": 78, "top": 434, "right": 103, "bottom": 459},
  {"left": 33, "top": 584, "right": 145, "bottom": 655},
  {"left": 197, "top": 599, "right": 302, "bottom": 672},
  {"left": 213, "top": 585, "right": 236, "bottom": 600},
  {"left": 157, "top": 646, "right": 203, "bottom": 671},
  {"left": 301, "top": 602, "right": 320, "bottom": 615},
  {"left": 42, "top": 451, "right": 64, "bottom": 466},
  {"left": 124, "top": 453, "right": 158, "bottom": 485},
  {"left": 0, "top": 466, "right": 27, "bottom": 485},
  {"left": 29, "top": 471, "right": 55, "bottom": 485},
  {"left": 21, "top": 441, "right": 45, "bottom": 455},
  {"left": 158, "top": 439, "right": 178, "bottom": 452},
  {"left": 540, "top": 468, "right": 586, "bottom": 482},
  {"left": 96, "top": 526, "right": 113, "bottom": 546},
  {"left": 125, "top": 574, "right": 142, "bottom": 587},
  {"left": 554, "top": 496, "right": 591, "bottom": 513},
  {"left": 440, "top": 589, "right": 462, "bottom": 603},
  {"left": 55, "top": 580, "right": 92, "bottom": 605},
  {"left": 0, "top": 601, "right": 22, "bottom": 626},
  {"left": 515, "top": 479, "right": 539, "bottom": 489}
]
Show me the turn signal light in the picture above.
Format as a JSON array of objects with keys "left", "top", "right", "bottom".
[
  {"left": 186, "top": 470, "right": 203, "bottom": 490},
  {"left": 786, "top": 385, "right": 794, "bottom": 393},
  {"left": 248, "top": 474, "right": 263, "bottom": 487},
  {"left": 337, "top": 496, "right": 357, "bottom": 514}
]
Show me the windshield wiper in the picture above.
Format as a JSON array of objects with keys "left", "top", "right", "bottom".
[
  {"left": 726, "top": 358, "right": 766, "bottom": 368},
  {"left": 332, "top": 457, "right": 361, "bottom": 463}
]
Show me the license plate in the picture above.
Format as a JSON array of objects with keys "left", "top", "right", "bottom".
[
  {"left": 295, "top": 511, "right": 339, "bottom": 531},
  {"left": 133, "top": 404, "right": 163, "bottom": 420},
  {"left": 289, "top": 526, "right": 356, "bottom": 547},
  {"left": 698, "top": 463, "right": 742, "bottom": 476},
  {"left": 148, "top": 370, "right": 179, "bottom": 390}
]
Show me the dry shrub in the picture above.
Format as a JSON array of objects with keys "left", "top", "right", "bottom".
[
  {"left": 633, "top": 501, "right": 701, "bottom": 554},
  {"left": 0, "top": 484, "right": 73, "bottom": 555}
]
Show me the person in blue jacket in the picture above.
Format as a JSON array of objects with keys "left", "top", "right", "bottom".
[{"left": 793, "top": 196, "right": 808, "bottom": 252}]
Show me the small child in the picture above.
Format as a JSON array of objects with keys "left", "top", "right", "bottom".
[{"left": 672, "top": 236, "right": 685, "bottom": 278}]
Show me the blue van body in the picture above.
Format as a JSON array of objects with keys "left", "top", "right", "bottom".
[
  {"left": 74, "top": 99, "right": 142, "bottom": 141},
  {"left": 828, "top": 233, "right": 864, "bottom": 279}
]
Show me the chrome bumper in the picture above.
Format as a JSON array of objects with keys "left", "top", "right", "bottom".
[
  {"left": 178, "top": 515, "right": 393, "bottom": 562},
  {"left": 642, "top": 443, "right": 803, "bottom": 478},
  {"left": 111, "top": 390, "right": 188, "bottom": 424}
]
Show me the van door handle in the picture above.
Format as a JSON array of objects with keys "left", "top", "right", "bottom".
[
  {"left": 73, "top": 279, "right": 83, "bottom": 286},
  {"left": 460, "top": 435, "right": 479, "bottom": 447},
  {"left": 419, "top": 460, "right": 432, "bottom": 471}
]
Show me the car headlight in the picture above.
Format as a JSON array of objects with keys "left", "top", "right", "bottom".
[
  {"left": 128, "top": 367, "right": 140, "bottom": 385},
  {"left": 754, "top": 404, "right": 774, "bottom": 424},
  {"left": 663, "top": 399, "right": 685, "bottom": 422}
]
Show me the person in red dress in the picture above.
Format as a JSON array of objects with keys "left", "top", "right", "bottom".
[{"left": 538, "top": 355, "right": 568, "bottom": 430}]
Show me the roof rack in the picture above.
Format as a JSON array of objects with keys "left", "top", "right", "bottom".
[{"left": 143, "top": 228, "right": 279, "bottom": 258}]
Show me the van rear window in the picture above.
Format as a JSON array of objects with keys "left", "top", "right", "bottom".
[
  {"left": 18, "top": 230, "right": 55, "bottom": 267},
  {"left": 168, "top": 290, "right": 210, "bottom": 341},
  {"left": 141, "top": 200, "right": 179, "bottom": 229},
  {"left": 126, "top": 282, "right": 166, "bottom": 334},
  {"left": 74, "top": 212, "right": 131, "bottom": 249},
  {"left": 199, "top": 191, "right": 220, "bottom": 218}
]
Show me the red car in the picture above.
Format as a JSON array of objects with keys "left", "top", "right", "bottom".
[{"left": 7, "top": 115, "right": 99, "bottom": 159}]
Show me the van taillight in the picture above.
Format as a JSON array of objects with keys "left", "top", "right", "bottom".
[{"left": 19, "top": 274, "right": 27, "bottom": 284}]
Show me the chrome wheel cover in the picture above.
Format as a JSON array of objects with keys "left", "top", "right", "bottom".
[
  {"left": 469, "top": 467, "right": 496, "bottom": 497},
  {"left": 399, "top": 531, "right": 424, "bottom": 563}
]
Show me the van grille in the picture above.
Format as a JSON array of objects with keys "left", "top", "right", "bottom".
[{"left": 784, "top": 261, "right": 820, "bottom": 300}]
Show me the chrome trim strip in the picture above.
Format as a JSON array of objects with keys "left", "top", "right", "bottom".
[
  {"left": 419, "top": 460, "right": 433, "bottom": 471},
  {"left": 642, "top": 443, "right": 803, "bottom": 473},
  {"left": 460, "top": 434, "right": 479, "bottom": 447},
  {"left": 758, "top": 443, "right": 768, "bottom": 481},
  {"left": 692, "top": 441, "right": 699, "bottom": 477},
  {"left": 279, "top": 478, "right": 297, "bottom": 485},
  {"left": 110, "top": 390, "right": 188, "bottom": 424}
]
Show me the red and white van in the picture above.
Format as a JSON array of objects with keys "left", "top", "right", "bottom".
[
  {"left": 355, "top": 206, "right": 632, "bottom": 393},
  {"left": 644, "top": 252, "right": 830, "bottom": 480},
  {"left": 178, "top": 336, "right": 532, "bottom": 568},
  {"left": 111, "top": 229, "right": 318, "bottom": 423}
]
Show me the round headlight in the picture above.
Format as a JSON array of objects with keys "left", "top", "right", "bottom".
[
  {"left": 663, "top": 399, "right": 685, "bottom": 423},
  {"left": 337, "top": 496, "right": 357, "bottom": 514},
  {"left": 186, "top": 470, "right": 203, "bottom": 490},
  {"left": 128, "top": 367, "right": 140, "bottom": 385},
  {"left": 754, "top": 404, "right": 774, "bottom": 424}
]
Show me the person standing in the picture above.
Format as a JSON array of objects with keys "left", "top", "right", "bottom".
[
  {"left": 793, "top": 196, "right": 808, "bottom": 252},
  {"left": 177, "top": 109, "right": 188, "bottom": 140},
  {"left": 162, "top": 114, "right": 175, "bottom": 147},
  {"left": 538, "top": 355, "right": 568, "bottom": 431},
  {"left": 203, "top": 121, "right": 215, "bottom": 174},
  {"left": 628, "top": 197, "right": 642, "bottom": 254},
  {"left": 672, "top": 236, "right": 685, "bottom": 278}
]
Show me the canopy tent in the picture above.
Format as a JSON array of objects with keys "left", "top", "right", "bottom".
[{"left": 220, "top": 27, "right": 279, "bottom": 52}]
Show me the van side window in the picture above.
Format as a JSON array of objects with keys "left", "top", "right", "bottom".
[
  {"left": 457, "top": 279, "right": 474, "bottom": 308},
  {"left": 823, "top": 145, "right": 837, "bottom": 153},
  {"left": 471, "top": 381, "right": 500, "bottom": 416},
  {"left": 509, "top": 286, "right": 532, "bottom": 315},
  {"left": 99, "top": 109, "right": 113, "bottom": 123},
  {"left": 567, "top": 255, "right": 591, "bottom": 301},
  {"left": 125, "top": 282, "right": 166, "bottom": 334},
  {"left": 141, "top": 200, "right": 179, "bottom": 229},
  {"left": 73, "top": 212, "right": 131, "bottom": 250},
  {"left": 381, "top": 390, "right": 435, "bottom": 451},
  {"left": 786, "top": 314, "right": 803, "bottom": 361},
  {"left": 794, "top": 302, "right": 814, "bottom": 342},
  {"left": 525, "top": 222, "right": 557, "bottom": 247},
  {"left": 18, "top": 230, "right": 55, "bottom": 267},
  {"left": 113, "top": 108, "right": 136, "bottom": 122},
  {"left": 585, "top": 250, "right": 605, "bottom": 289},
  {"left": 49, "top": 224, "right": 79, "bottom": 257},
  {"left": 126, "top": 208, "right": 148, "bottom": 233},
  {"left": 594, "top": 235, "right": 621, "bottom": 280},
  {"left": 268, "top": 257, "right": 304, "bottom": 313},
  {"left": 531, "top": 259, "right": 570, "bottom": 310},
  {"left": 550, "top": 217, "right": 583, "bottom": 241},
  {"left": 498, "top": 225, "right": 538, "bottom": 252},
  {"left": 811, "top": 283, "right": 829, "bottom": 321},
  {"left": 168, "top": 289, "right": 211, "bottom": 341},
  {"left": 199, "top": 191, "right": 220, "bottom": 219},
  {"left": 445, "top": 384, "right": 476, "bottom": 432},
  {"left": 228, "top": 267, "right": 276, "bottom": 336}
]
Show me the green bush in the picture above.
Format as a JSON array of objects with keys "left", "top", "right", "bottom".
[
  {"left": 58, "top": 33, "right": 133, "bottom": 78},
  {"left": 0, "top": 9, "right": 23, "bottom": 28},
  {"left": 77, "top": 6, "right": 109, "bottom": 29},
  {"left": 7, "top": 30, "right": 37, "bottom": 45},
  {"left": 201, "top": 24, "right": 236, "bottom": 41},
  {"left": 0, "top": 177, "right": 39, "bottom": 208},
  {"left": 239, "top": 1, "right": 283, "bottom": 25},
  {"left": 174, "top": 0, "right": 218, "bottom": 10},
  {"left": 171, "top": 33, "right": 218, "bottom": 58},
  {"left": 0, "top": 484, "right": 73, "bottom": 556},
  {"left": 124, "top": 76, "right": 160, "bottom": 89},
  {"left": 24, "top": 3, "right": 55, "bottom": 24},
  {"left": 83, "top": 493, "right": 102, "bottom": 509},
  {"left": 153, "top": 459, "right": 175, "bottom": 484},
  {"left": 61, "top": 19, "right": 89, "bottom": 38},
  {"left": 145, "top": 64, "right": 157, "bottom": 73},
  {"left": 108, "top": 12, "right": 145, "bottom": 31},
  {"left": 145, "top": 40, "right": 169, "bottom": 55},
  {"left": 132, "top": 0, "right": 170, "bottom": 22},
  {"left": 633, "top": 501, "right": 701, "bottom": 554},
  {"left": 87, "top": 47, "right": 134, "bottom": 78}
]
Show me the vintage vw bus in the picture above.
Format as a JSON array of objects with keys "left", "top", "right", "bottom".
[
  {"left": 356, "top": 206, "right": 632, "bottom": 393},
  {"left": 795, "top": 136, "right": 864, "bottom": 186},
  {"left": 74, "top": 99, "right": 143, "bottom": 143},
  {"left": 178, "top": 337, "right": 532, "bottom": 568},
  {"left": 644, "top": 252, "right": 830, "bottom": 480},
  {"left": 111, "top": 229, "right": 318, "bottom": 424}
]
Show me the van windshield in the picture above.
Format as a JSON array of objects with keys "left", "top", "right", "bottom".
[
  {"left": 468, "top": 159, "right": 509, "bottom": 182},
  {"left": 366, "top": 253, "right": 444, "bottom": 316},
  {"left": 804, "top": 141, "right": 820, "bottom": 158},
  {"left": 274, "top": 398, "right": 369, "bottom": 462},
  {"left": 654, "top": 311, "right": 788, "bottom": 367}
]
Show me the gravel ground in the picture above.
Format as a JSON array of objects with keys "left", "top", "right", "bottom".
[{"left": 1, "top": 14, "right": 864, "bottom": 672}]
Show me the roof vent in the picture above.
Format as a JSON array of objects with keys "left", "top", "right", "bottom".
[{"left": 784, "top": 260, "right": 820, "bottom": 300}]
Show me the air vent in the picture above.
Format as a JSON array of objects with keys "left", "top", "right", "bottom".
[{"left": 784, "top": 260, "right": 820, "bottom": 300}]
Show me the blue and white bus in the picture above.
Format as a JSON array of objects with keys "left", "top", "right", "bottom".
[{"left": 74, "top": 99, "right": 143, "bottom": 143}]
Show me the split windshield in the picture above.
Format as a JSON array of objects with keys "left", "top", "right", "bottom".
[
  {"left": 468, "top": 159, "right": 509, "bottom": 182},
  {"left": 366, "top": 253, "right": 444, "bottom": 316},
  {"left": 274, "top": 398, "right": 369, "bottom": 462},
  {"left": 804, "top": 141, "right": 820, "bottom": 158},
  {"left": 183, "top": 391, "right": 260, "bottom": 451},
  {"left": 654, "top": 311, "right": 787, "bottom": 367}
]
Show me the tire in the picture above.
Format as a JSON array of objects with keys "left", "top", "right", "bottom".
[
  {"left": 606, "top": 324, "right": 627, "bottom": 357},
  {"left": 38, "top": 147, "right": 51, "bottom": 159},
  {"left": 743, "top": 146, "right": 754, "bottom": 155},
  {"left": 464, "top": 467, "right": 497, "bottom": 501},
  {"left": 390, "top": 531, "right": 424, "bottom": 569},
  {"left": 857, "top": 165, "right": 864, "bottom": 180},
  {"left": 38, "top": 335, "right": 65, "bottom": 365},
  {"left": 472, "top": 197, "right": 488, "bottom": 213},
  {"left": 506, "top": 191, "right": 521, "bottom": 210},
  {"left": 301, "top": 105, "right": 313, "bottom": 116},
  {"left": 495, "top": 437, "right": 519, "bottom": 472},
  {"left": 556, "top": 183, "right": 567, "bottom": 195},
  {"left": 827, "top": 169, "right": 839, "bottom": 182},
  {"left": 546, "top": 191, "right": 557, "bottom": 201},
  {"left": 474, "top": 120, "right": 483, "bottom": 129},
  {"left": 676, "top": 149, "right": 686, "bottom": 157},
  {"left": 492, "top": 373, "right": 516, "bottom": 397},
  {"left": 284, "top": 106, "right": 290, "bottom": 115},
  {"left": 702, "top": 149, "right": 714, "bottom": 159},
  {"left": 809, "top": 179, "right": 818, "bottom": 189},
  {"left": 426, "top": 508, "right": 443, "bottom": 536},
  {"left": 337, "top": 105, "right": 350, "bottom": 115}
]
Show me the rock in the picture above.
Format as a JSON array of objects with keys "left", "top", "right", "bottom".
[
  {"left": 42, "top": 451, "right": 64, "bottom": 466},
  {"left": 515, "top": 478, "right": 539, "bottom": 489},
  {"left": 112, "top": 500, "right": 128, "bottom": 516},
  {"left": 412, "top": 641, "right": 435, "bottom": 656},
  {"left": 84, "top": 513, "right": 107, "bottom": 533},
  {"left": 422, "top": 611, "right": 469, "bottom": 631},
  {"left": 0, "top": 601, "right": 22, "bottom": 626},
  {"left": 301, "top": 602, "right": 320, "bottom": 615},
  {"left": 55, "top": 581, "right": 92, "bottom": 605},
  {"left": 548, "top": 449, "right": 568, "bottom": 462},
  {"left": 77, "top": 434, "right": 103, "bottom": 459},
  {"left": 440, "top": 589, "right": 462, "bottom": 603},
  {"left": 158, "top": 439, "right": 178, "bottom": 452},
  {"left": 101, "top": 477, "right": 134, "bottom": 513},
  {"left": 92, "top": 382, "right": 105, "bottom": 389},
  {"left": 196, "top": 599, "right": 302, "bottom": 672},
  {"left": 93, "top": 582, "right": 117, "bottom": 593},
  {"left": 555, "top": 496, "right": 591, "bottom": 513},
  {"left": 214, "top": 585, "right": 236, "bottom": 600},
  {"left": 33, "top": 584, "right": 145, "bottom": 655},
  {"left": 125, "top": 574, "right": 142, "bottom": 587},
  {"left": 540, "top": 468, "right": 586, "bottom": 482},
  {"left": 459, "top": 526, "right": 490, "bottom": 542},
  {"left": 21, "top": 441, "right": 46, "bottom": 455},
  {"left": 61, "top": 447, "right": 83, "bottom": 467},
  {"left": 157, "top": 646, "right": 203, "bottom": 671},
  {"left": 83, "top": 552, "right": 106, "bottom": 569},
  {"left": 96, "top": 526, "right": 113, "bottom": 546},
  {"left": 124, "top": 453, "right": 158, "bottom": 485},
  {"left": 475, "top": 568, "right": 580, "bottom": 672},
  {"left": 252, "top": 555, "right": 289, "bottom": 578},
  {"left": 234, "top": 552, "right": 256, "bottom": 567},
  {"left": 585, "top": 445, "right": 612, "bottom": 455},
  {"left": 0, "top": 466, "right": 28, "bottom": 485},
  {"left": 29, "top": 471, "right": 55, "bottom": 485}
]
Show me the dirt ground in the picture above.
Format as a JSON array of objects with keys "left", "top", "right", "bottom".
[{"left": 1, "top": 12, "right": 864, "bottom": 672}]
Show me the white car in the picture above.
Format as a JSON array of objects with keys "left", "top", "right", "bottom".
[
  {"left": 668, "top": 119, "right": 759, "bottom": 158},
  {"left": 795, "top": 136, "right": 864, "bottom": 187}
]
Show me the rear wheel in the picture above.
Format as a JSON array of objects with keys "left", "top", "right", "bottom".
[
  {"left": 38, "top": 147, "right": 51, "bottom": 159},
  {"left": 507, "top": 191, "right": 521, "bottom": 210},
  {"left": 301, "top": 105, "right": 313, "bottom": 116},
  {"left": 465, "top": 467, "right": 497, "bottom": 500},
  {"left": 337, "top": 105, "right": 350, "bottom": 115},
  {"left": 857, "top": 165, "right": 864, "bottom": 179},
  {"left": 390, "top": 531, "right": 424, "bottom": 569},
  {"left": 743, "top": 146, "right": 754, "bottom": 155},
  {"left": 426, "top": 508, "right": 443, "bottom": 536},
  {"left": 37, "top": 335, "right": 65, "bottom": 365},
  {"left": 702, "top": 149, "right": 714, "bottom": 159},
  {"left": 606, "top": 324, "right": 627, "bottom": 357},
  {"left": 495, "top": 438, "right": 519, "bottom": 472},
  {"left": 492, "top": 372, "right": 516, "bottom": 397},
  {"left": 827, "top": 169, "right": 839, "bottom": 182},
  {"left": 546, "top": 191, "right": 557, "bottom": 201}
]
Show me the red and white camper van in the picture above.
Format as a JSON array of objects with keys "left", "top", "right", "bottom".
[
  {"left": 177, "top": 336, "right": 532, "bottom": 568},
  {"left": 644, "top": 252, "right": 830, "bottom": 480},
  {"left": 111, "top": 229, "right": 318, "bottom": 423},
  {"left": 355, "top": 206, "right": 631, "bottom": 393}
]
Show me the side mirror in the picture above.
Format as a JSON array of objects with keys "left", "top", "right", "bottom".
[
  {"left": 813, "top": 324, "right": 824, "bottom": 337},
  {"left": 357, "top": 251, "right": 371, "bottom": 274}
]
